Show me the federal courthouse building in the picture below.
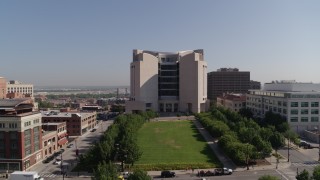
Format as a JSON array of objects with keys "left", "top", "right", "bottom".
[{"left": 126, "top": 49, "right": 209, "bottom": 114}]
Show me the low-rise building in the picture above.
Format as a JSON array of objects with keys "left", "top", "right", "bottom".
[
  {"left": 41, "top": 111, "right": 97, "bottom": 136},
  {"left": 42, "top": 122, "right": 68, "bottom": 158},
  {"left": 41, "top": 130, "right": 57, "bottom": 158},
  {"left": 217, "top": 93, "right": 246, "bottom": 112},
  {"left": 0, "top": 99, "right": 42, "bottom": 172},
  {"left": 246, "top": 81, "right": 320, "bottom": 134}
]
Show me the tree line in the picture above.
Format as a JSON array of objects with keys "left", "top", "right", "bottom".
[
  {"left": 196, "top": 106, "right": 299, "bottom": 166},
  {"left": 76, "top": 111, "right": 157, "bottom": 179}
]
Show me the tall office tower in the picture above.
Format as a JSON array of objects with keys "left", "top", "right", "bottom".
[
  {"left": 126, "top": 49, "right": 209, "bottom": 114},
  {"left": 0, "top": 77, "right": 6, "bottom": 99},
  {"left": 207, "top": 68, "right": 250, "bottom": 101},
  {"left": 0, "top": 99, "right": 42, "bottom": 171},
  {"left": 7, "top": 80, "right": 34, "bottom": 98}
]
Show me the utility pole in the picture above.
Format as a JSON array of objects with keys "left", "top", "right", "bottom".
[
  {"left": 287, "top": 136, "right": 290, "bottom": 162},
  {"left": 246, "top": 143, "right": 249, "bottom": 170},
  {"left": 61, "top": 153, "right": 65, "bottom": 180},
  {"left": 318, "top": 132, "right": 320, "bottom": 161}
]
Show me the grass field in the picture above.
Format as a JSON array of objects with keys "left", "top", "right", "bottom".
[{"left": 135, "top": 120, "right": 221, "bottom": 170}]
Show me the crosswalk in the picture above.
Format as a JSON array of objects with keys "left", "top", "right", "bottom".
[
  {"left": 39, "top": 173, "right": 60, "bottom": 178},
  {"left": 292, "top": 161, "right": 320, "bottom": 167}
]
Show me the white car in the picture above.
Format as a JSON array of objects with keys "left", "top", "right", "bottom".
[{"left": 54, "top": 159, "right": 62, "bottom": 165}]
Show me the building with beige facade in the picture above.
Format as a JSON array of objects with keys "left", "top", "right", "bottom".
[
  {"left": 246, "top": 80, "right": 320, "bottom": 134},
  {"left": 7, "top": 80, "right": 34, "bottom": 98},
  {"left": 217, "top": 93, "right": 246, "bottom": 112},
  {"left": 0, "top": 77, "right": 6, "bottom": 99},
  {"left": 126, "top": 49, "right": 209, "bottom": 114},
  {"left": 42, "top": 122, "right": 68, "bottom": 158}
]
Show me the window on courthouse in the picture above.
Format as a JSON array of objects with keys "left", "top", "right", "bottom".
[
  {"left": 311, "top": 117, "right": 319, "bottom": 122},
  {"left": 290, "top": 117, "right": 298, "bottom": 122},
  {"left": 312, "top": 109, "right": 319, "bottom": 115},
  {"left": 311, "top": 102, "right": 319, "bottom": 107},
  {"left": 301, "top": 102, "right": 309, "bottom": 107},
  {"left": 291, "top": 102, "right": 298, "bottom": 107},
  {"left": 301, "top": 117, "right": 308, "bottom": 122},
  {"left": 291, "top": 109, "right": 298, "bottom": 115},
  {"left": 301, "top": 109, "right": 309, "bottom": 115}
]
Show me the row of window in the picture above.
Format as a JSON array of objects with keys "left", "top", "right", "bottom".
[
  {"left": 0, "top": 151, "right": 19, "bottom": 159},
  {"left": 24, "top": 121, "right": 31, "bottom": 127},
  {"left": 291, "top": 109, "right": 319, "bottom": 115},
  {"left": 0, "top": 123, "right": 18, "bottom": 129},
  {"left": 0, "top": 132, "right": 18, "bottom": 139},
  {"left": 290, "top": 117, "right": 319, "bottom": 122},
  {"left": 291, "top": 102, "right": 319, "bottom": 107}
]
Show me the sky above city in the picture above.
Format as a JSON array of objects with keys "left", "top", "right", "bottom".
[{"left": 1, "top": 0, "right": 320, "bottom": 86}]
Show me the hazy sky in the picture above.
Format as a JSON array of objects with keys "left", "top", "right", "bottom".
[{"left": 1, "top": 0, "right": 319, "bottom": 86}]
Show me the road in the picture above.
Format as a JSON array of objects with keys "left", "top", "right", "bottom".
[
  {"left": 277, "top": 141, "right": 320, "bottom": 178},
  {"left": 30, "top": 120, "right": 113, "bottom": 179},
  {"left": 150, "top": 170, "right": 288, "bottom": 180}
]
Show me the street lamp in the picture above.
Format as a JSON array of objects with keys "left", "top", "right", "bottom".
[
  {"left": 60, "top": 153, "right": 65, "bottom": 180},
  {"left": 287, "top": 133, "right": 290, "bottom": 162},
  {"left": 246, "top": 143, "right": 249, "bottom": 170},
  {"left": 314, "top": 127, "right": 320, "bottom": 162}
]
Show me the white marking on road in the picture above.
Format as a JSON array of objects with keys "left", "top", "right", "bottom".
[{"left": 275, "top": 169, "right": 289, "bottom": 180}]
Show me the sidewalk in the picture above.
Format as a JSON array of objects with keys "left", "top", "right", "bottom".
[
  {"left": 193, "top": 119, "right": 291, "bottom": 172},
  {"left": 147, "top": 120, "right": 292, "bottom": 177}
]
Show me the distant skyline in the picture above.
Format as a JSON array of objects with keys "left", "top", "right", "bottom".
[{"left": 1, "top": 0, "right": 320, "bottom": 86}]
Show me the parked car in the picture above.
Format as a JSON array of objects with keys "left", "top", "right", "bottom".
[
  {"left": 53, "top": 151, "right": 62, "bottom": 157},
  {"left": 299, "top": 141, "right": 311, "bottom": 149},
  {"left": 161, "top": 171, "right": 175, "bottom": 178},
  {"left": 91, "top": 128, "right": 97, "bottom": 132},
  {"left": 54, "top": 158, "right": 62, "bottom": 165},
  {"left": 42, "top": 157, "right": 51, "bottom": 164},
  {"left": 198, "top": 170, "right": 216, "bottom": 177},
  {"left": 67, "top": 144, "right": 74, "bottom": 148},
  {"left": 214, "top": 167, "right": 232, "bottom": 175}
]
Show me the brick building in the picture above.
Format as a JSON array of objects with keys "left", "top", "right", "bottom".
[
  {"left": 0, "top": 99, "right": 42, "bottom": 172},
  {"left": 42, "top": 122, "right": 68, "bottom": 158},
  {"left": 41, "top": 111, "right": 97, "bottom": 136},
  {"left": 41, "top": 131, "right": 57, "bottom": 158},
  {"left": 0, "top": 77, "right": 6, "bottom": 99}
]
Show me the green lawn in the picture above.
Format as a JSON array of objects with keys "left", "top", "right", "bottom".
[{"left": 135, "top": 120, "right": 221, "bottom": 170}]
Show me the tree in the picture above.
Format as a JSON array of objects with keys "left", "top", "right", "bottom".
[
  {"left": 239, "top": 107, "right": 253, "bottom": 119},
  {"left": 258, "top": 175, "right": 280, "bottom": 180},
  {"left": 312, "top": 165, "right": 320, "bottom": 180},
  {"left": 270, "top": 132, "right": 285, "bottom": 152},
  {"left": 127, "top": 169, "right": 152, "bottom": 180},
  {"left": 92, "top": 161, "right": 118, "bottom": 180},
  {"left": 296, "top": 169, "right": 310, "bottom": 180}
]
